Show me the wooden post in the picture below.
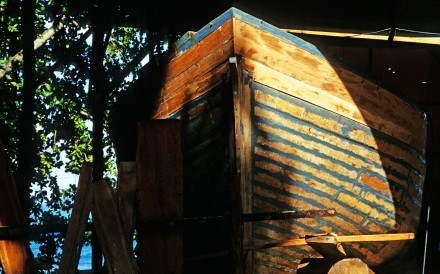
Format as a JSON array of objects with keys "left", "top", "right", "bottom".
[
  {"left": 59, "top": 162, "right": 93, "bottom": 273},
  {"left": 91, "top": 179, "right": 139, "bottom": 273},
  {"left": 0, "top": 140, "right": 34, "bottom": 273},
  {"left": 136, "top": 119, "right": 183, "bottom": 274}
]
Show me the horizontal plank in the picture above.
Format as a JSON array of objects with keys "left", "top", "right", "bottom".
[{"left": 245, "top": 233, "right": 415, "bottom": 251}]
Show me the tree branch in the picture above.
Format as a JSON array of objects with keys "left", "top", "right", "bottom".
[{"left": 0, "top": 15, "right": 68, "bottom": 80}]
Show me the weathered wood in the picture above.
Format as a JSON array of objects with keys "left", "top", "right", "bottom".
[
  {"left": 136, "top": 119, "right": 183, "bottom": 274},
  {"left": 147, "top": 7, "right": 427, "bottom": 272},
  {"left": 311, "top": 232, "right": 414, "bottom": 243},
  {"left": 59, "top": 162, "right": 93, "bottom": 273},
  {"left": 244, "top": 233, "right": 415, "bottom": 251},
  {"left": 153, "top": 61, "right": 230, "bottom": 119},
  {"left": 116, "top": 162, "right": 136, "bottom": 241},
  {"left": 327, "top": 258, "right": 375, "bottom": 274},
  {"left": 232, "top": 63, "right": 254, "bottom": 274},
  {"left": 0, "top": 140, "right": 34, "bottom": 274},
  {"left": 163, "top": 19, "right": 233, "bottom": 86},
  {"left": 91, "top": 178, "right": 139, "bottom": 273},
  {"left": 233, "top": 18, "right": 426, "bottom": 153}
]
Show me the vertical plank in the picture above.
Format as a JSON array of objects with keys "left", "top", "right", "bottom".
[
  {"left": 0, "top": 140, "right": 33, "bottom": 274},
  {"left": 232, "top": 59, "right": 254, "bottom": 274},
  {"left": 136, "top": 119, "right": 183, "bottom": 274},
  {"left": 59, "top": 162, "right": 93, "bottom": 273},
  {"left": 117, "top": 162, "right": 136, "bottom": 242},
  {"left": 91, "top": 178, "right": 139, "bottom": 273}
]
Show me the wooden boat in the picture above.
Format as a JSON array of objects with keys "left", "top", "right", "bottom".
[{"left": 138, "top": 7, "right": 427, "bottom": 273}]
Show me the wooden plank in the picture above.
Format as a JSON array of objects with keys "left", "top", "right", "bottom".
[
  {"left": 136, "top": 119, "right": 183, "bottom": 274},
  {"left": 232, "top": 64, "right": 253, "bottom": 274},
  {"left": 244, "top": 233, "right": 415, "bottom": 251},
  {"left": 59, "top": 162, "right": 93, "bottom": 273},
  {"left": 116, "top": 162, "right": 136, "bottom": 241},
  {"left": 0, "top": 140, "right": 33, "bottom": 274},
  {"left": 153, "top": 61, "right": 230, "bottom": 119},
  {"left": 153, "top": 53, "right": 229, "bottom": 119},
  {"left": 164, "top": 19, "right": 233, "bottom": 83},
  {"left": 329, "top": 232, "right": 414, "bottom": 243},
  {"left": 91, "top": 178, "right": 139, "bottom": 273},
  {"left": 151, "top": 20, "right": 234, "bottom": 118}
]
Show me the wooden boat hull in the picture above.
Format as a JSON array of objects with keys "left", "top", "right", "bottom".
[{"left": 143, "top": 7, "right": 427, "bottom": 273}]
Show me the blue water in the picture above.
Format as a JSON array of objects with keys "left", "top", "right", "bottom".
[
  {"left": 30, "top": 240, "right": 136, "bottom": 270},
  {"left": 30, "top": 242, "right": 92, "bottom": 270}
]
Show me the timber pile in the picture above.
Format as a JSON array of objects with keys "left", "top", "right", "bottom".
[{"left": 0, "top": 140, "right": 34, "bottom": 273}]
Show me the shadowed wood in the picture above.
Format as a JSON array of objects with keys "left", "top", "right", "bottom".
[
  {"left": 136, "top": 119, "right": 183, "bottom": 274},
  {"left": 117, "top": 161, "right": 136, "bottom": 242},
  {"left": 91, "top": 178, "right": 139, "bottom": 273},
  {"left": 0, "top": 140, "right": 33, "bottom": 274}
]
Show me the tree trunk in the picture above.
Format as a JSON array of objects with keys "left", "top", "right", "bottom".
[
  {"left": 89, "top": 3, "right": 108, "bottom": 272},
  {"left": 15, "top": 0, "right": 37, "bottom": 225}
]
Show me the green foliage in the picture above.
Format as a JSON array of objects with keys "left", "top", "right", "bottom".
[{"left": 0, "top": 0, "right": 166, "bottom": 272}]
